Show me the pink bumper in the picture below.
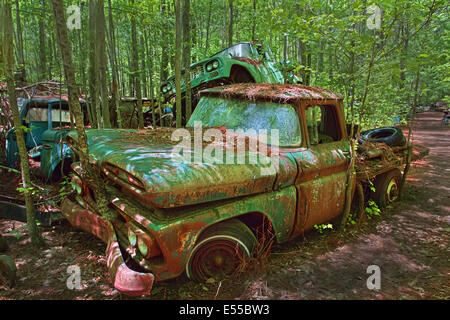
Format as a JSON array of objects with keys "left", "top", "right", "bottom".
[{"left": 61, "top": 198, "right": 154, "bottom": 296}]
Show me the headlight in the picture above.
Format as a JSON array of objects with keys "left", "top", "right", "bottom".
[
  {"left": 137, "top": 237, "right": 148, "bottom": 257},
  {"left": 128, "top": 230, "right": 137, "bottom": 247},
  {"left": 161, "top": 84, "right": 171, "bottom": 93},
  {"left": 206, "top": 60, "right": 219, "bottom": 72}
]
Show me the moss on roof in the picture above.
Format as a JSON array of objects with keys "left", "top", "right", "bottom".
[{"left": 200, "top": 83, "right": 342, "bottom": 104}]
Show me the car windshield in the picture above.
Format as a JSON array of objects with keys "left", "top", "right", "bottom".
[
  {"left": 26, "top": 107, "right": 71, "bottom": 123},
  {"left": 212, "top": 43, "right": 254, "bottom": 59},
  {"left": 187, "top": 97, "right": 301, "bottom": 147}
]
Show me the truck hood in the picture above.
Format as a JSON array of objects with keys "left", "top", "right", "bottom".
[{"left": 67, "top": 129, "right": 283, "bottom": 208}]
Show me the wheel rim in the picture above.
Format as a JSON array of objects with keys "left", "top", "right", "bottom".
[
  {"left": 190, "top": 238, "right": 246, "bottom": 281},
  {"left": 386, "top": 178, "right": 399, "bottom": 204}
]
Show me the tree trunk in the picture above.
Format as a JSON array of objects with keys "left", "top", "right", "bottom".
[
  {"left": 399, "top": 67, "right": 420, "bottom": 198},
  {"left": 38, "top": 0, "right": 47, "bottom": 81},
  {"left": 96, "top": 0, "right": 111, "bottom": 128},
  {"left": 14, "top": 0, "right": 26, "bottom": 85},
  {"left": 175, "top": 0, "right": 182, "bottom": 128},
  {"left": 160, "top": 0, "right": 169, "bottom": 83},
  {"left": 144, "top": 30, "right": 156, "bottom": 128},
  {"left": 228, "top": 0, "right": 233, "bottom": 46},
  {"left": 1, "top": 1, "right": 44, "bottom": 247},
  {"left": 107, "top": 0, "right": 122, "bottom": 128},
  {"left": 341, "top": 34, "right": 377, "bottom": 228},
  {"left": 50, "top": 0, "right": 113, "bottom": 221},
  {"left": 204, "top": 0, "right": 212, "bottom": 56},
  {"left": 182, "top": 0, "right": 192, "bottom": 121},
  {"left": 140, "top": 35, "right": 148, "bottom": 98},
  {"left": 130, "top": 0, "right": 143, "bottom": 129},
  {"left": 48, "top": 33, "right": 54, "bottom": 79},
  {"left": 251, "top": 0, "right": 257, "bottom": 41},
  {"left": 88, "top": 0, "right": 99, "bottom": 128},
  {"left": 399, "top": 23, "right": 409, "bottom": 92}
]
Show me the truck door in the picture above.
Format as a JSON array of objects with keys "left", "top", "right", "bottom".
[{"left": 290, "top": 103, "right": 350, "bottom": 236}]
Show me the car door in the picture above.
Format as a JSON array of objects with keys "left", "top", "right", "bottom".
[{"left": 290, "top": 102, "right": 350, "bottom": 237}]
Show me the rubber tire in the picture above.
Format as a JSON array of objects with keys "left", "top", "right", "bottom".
[
  {"left": 360, "top": 127, "right": 406, "bottom": 147},
  {"left": 372, "top": 169, "right": 402, "bottom": 209},
  {"left": 186, "top": 219, "right": 257, "bottom": 282},
  {"left": 0, "top": 255, "right": 17, "bottom": 288}
]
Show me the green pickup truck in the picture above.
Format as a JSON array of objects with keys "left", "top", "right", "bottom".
[
  {"left": 61, "top": 83, "right": 425, "bottom": 296},
  {"left": 161, "top": 42, "right": 299, "bottom": 117}
]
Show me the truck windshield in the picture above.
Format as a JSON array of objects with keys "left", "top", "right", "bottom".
[
  {"left": 187, "top": 97, "right": 301, "bottom": 147},
  {"left": 212, "top": 43, "right": 254, "bottom": 59},
  {"left": 26, "top": 107, "right": 71, "bottom": 123}
]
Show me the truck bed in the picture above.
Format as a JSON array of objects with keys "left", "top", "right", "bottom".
[{"left": 355, "top": 142, "right": 429, "bottom": 181}]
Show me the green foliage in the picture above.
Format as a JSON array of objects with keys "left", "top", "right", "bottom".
[
  {"left": 345, "top": 212, "right": 357, "bottom": 226},
  {"left": 16, "top": 185, "right": 36, "bottom": 196},
  {"left": 365, "top": 200, "right": 381, "bottom": 219},
  {"left": 6, "top": 0, "right": 449, "bottom": 129},
  {"left": 58, "top": 176, "right": 78, "bottom": 198},
  {"left": 10, "top": 228, "right": 24, "bottom": 240},
  {"left": 314, "top": 223, "right": 334, "bottom": 234}
]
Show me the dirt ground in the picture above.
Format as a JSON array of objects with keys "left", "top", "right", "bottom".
[{"left": 0, "top": 111, "right": 448, "bottom": 300}]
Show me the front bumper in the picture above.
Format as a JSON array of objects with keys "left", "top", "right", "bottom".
[{"left": 61, "top": 197, "right": 154, "bottom": 296}]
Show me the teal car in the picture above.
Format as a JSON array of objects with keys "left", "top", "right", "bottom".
[{"left": 5, "top": 96, "right": 86, "bottom": 181}]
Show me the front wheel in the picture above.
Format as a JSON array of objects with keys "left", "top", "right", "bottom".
[
  {"left": 186, "top": 219, "right": 257, "bottom": 282},
  {"left": 372, "top": 169, "right": 402, "bottom": 208}
]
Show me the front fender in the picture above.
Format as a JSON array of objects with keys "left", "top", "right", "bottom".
[
  {"left": 143, "top": 186, "right": 297, "bottom": 280},
  {"left": 222, "top": 58, "right": 263, "bottom": 83},
  {"left": 40, "top": 142, "right": 74, "bottom": 180}
]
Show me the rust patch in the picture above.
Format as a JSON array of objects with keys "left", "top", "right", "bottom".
[{"left": 232, "top": 57, "right": 263, "bottom": 67}]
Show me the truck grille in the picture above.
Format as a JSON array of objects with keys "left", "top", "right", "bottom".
[
  {"left": 167, "top": 64, "right": 204, "bottom": 92},
  {"left": 190, "top": 64, "right": 204, "bottom": 80}
]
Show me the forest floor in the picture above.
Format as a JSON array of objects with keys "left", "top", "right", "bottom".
[{"left": 0, "top": 111, "right": 448, "bottom": 300}]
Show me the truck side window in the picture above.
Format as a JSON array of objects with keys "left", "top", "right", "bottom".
[{"left": 306, "top": 105, "right": 340, "bottom": 145}]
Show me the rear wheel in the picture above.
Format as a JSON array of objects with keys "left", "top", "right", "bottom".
[
  {"left": 186, "top": 219, "right": 257, "bottom": 281},
  {"left": 372, "top": 169, "right": 402, "bottom": 208}
]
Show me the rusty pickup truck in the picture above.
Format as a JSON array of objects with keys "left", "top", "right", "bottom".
[{"left": 61, "top": 83, "right": 427, "bottom": 296}]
